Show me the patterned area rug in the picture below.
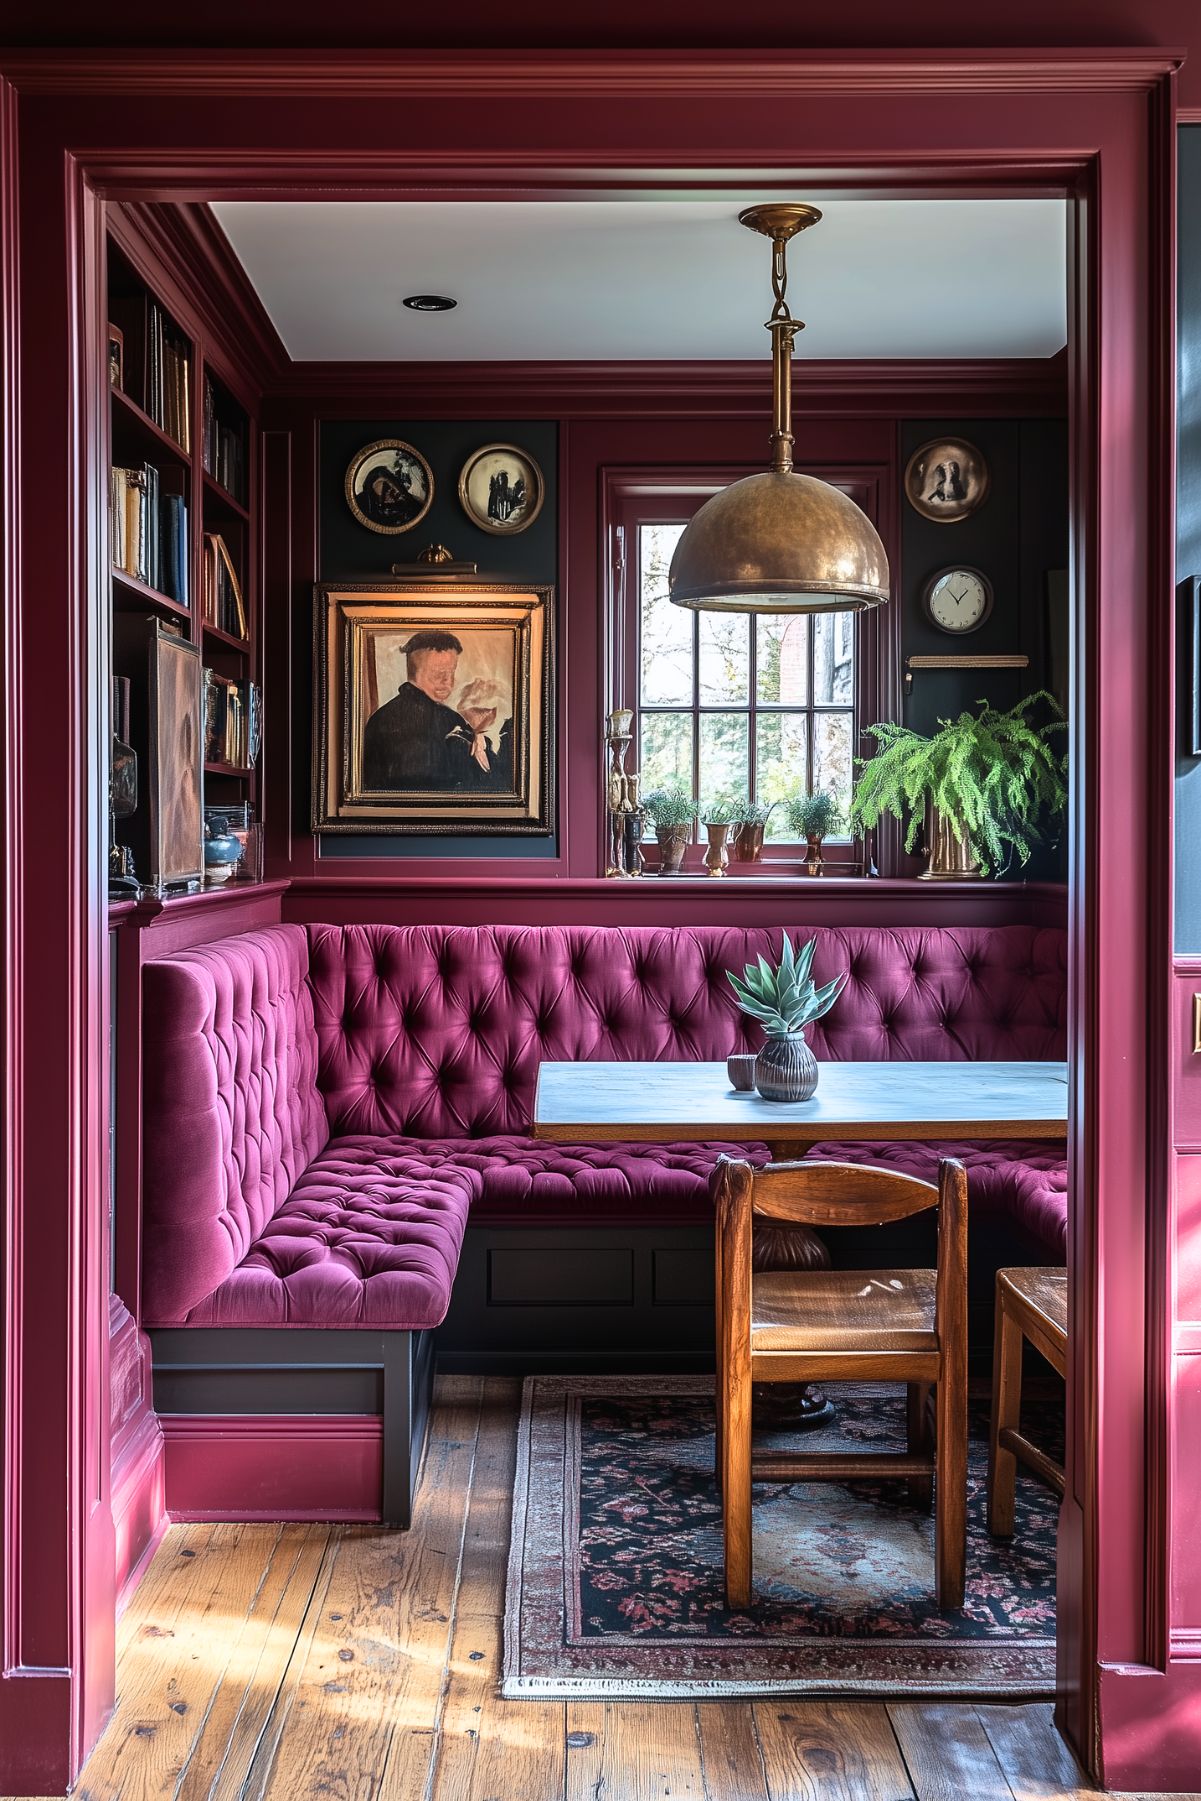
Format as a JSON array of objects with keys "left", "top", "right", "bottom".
[{"left": 504, "top": 1375, "right": 1059, "bottom": 1699}]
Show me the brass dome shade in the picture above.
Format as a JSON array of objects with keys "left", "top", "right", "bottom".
[{"left": 669, "top": 203, "right": 889, "bottom": 615}]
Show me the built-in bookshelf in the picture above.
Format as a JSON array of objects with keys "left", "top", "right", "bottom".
[{"left": 106, "top": 224, "right": 262, "bottom": 892}]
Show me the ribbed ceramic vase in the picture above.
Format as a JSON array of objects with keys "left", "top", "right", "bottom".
[{"left": 755, "top": 1033, "right": 819, "bottom": 1102}]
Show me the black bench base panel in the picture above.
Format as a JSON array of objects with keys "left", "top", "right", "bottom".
[{"left": 150, "top": 1326, "right": 434, "bottom": 1528}]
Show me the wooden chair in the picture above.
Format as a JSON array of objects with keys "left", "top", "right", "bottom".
[
  {"left": 987, "top": 1265, "right": 1067, "bottom": 1536},
  {"left": 713, "top": 1154, "right": 969, "bottom": 1611}
]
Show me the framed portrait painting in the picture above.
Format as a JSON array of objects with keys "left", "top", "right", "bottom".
[{"left": 313, "top": 579, "right": 554, "bottom": 834}]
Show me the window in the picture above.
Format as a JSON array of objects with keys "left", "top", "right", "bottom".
[{"left": 619, "top": 486, "right": 870, "bottom": 847}]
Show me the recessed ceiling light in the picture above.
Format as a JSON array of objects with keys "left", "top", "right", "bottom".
[{"left": 403, "top": 294, "right": 457, "bottom": 312}]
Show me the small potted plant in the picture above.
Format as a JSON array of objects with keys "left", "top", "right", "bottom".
[
  {"left": 786, "top": 789, "right": 844, "bottom": 875},
  {"left": 848, "top": 693, "right": 1067, "bottom": 879},
  {"left": 700, "top": 793, "right": 739, "bottom": 877},
  {"left": 726, "top": 932, "right": 847, "bottom": 1102},
  {"left": 643, "top": 786, "right": 698, "bottom": 876},
  {"left": 729, "top": 797, "right": 777, "bottom": 864}
]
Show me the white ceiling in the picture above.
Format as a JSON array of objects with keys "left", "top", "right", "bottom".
[{"left": 211, "top": 197, "right": 1067, "bottom": 363}]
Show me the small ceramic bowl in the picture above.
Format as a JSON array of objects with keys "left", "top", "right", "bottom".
[{"left": 727, "top": 1052, "right": 758, "bottom": 1093}]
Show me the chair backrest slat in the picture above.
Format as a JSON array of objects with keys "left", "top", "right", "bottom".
[{"left": 737, "top": 1157, "right": 941, "bottom": 1228}]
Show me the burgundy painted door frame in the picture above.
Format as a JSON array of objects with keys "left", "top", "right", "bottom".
[{"left": 0, "top": 49, "right": 1183, "bottom": 1792}]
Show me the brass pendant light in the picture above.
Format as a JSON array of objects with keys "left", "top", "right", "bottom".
[{"left": 669, "top": 204, "right": 889, "bottom": 615}]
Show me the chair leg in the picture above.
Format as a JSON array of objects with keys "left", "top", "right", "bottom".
[
  {"left": 988, "top": 1285, "right": 1023, "bottom": 1538},
  {"left": 907, "top": 1381, "right": 933, "bottom": 1511},
  {"left": 935, "top": 1355, "right": 968, "bottom": 1610},
  {"left": 722, "top": 1364, "right": 753, "bottom": 1610},
  {"left": 713, "top": 1234, "right": 724, "bottom": 1492}
]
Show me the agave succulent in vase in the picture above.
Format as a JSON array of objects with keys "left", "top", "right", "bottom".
[{"left": 726, "top": 933, "right": 847, "bottom": 1102}]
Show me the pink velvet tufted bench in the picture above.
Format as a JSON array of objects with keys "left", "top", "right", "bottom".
[{"left": 141, "top": 920, "right": 1067, "bottom": 1522}]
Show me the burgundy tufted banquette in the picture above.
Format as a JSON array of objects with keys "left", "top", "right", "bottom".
[{"left": 141, "top": 920, "right": 1068, "bottom": 1334}]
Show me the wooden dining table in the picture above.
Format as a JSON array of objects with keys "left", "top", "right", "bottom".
[
  {"left": 533, "top": 1058, "right": 1070, "bottom": 1153},
  {"left": 533, "top": 1057, "right": 1069, "bottom": 1425}
]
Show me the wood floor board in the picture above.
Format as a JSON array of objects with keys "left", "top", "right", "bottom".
[
  {"left": 255, "top": 1384, "right": 484, "bottom": 1801},
  {"left": 752, "top": 1701, "right": 915, "bottom": 1801},
  {"left": 173, "top": 1523, "right": 334, "bottom": 1801},
  {"left": 76, "top": 1523, "right": 286, "bottom": 1801},
  {"left": 695, "top": 1702, "right": 772, "bottom": 1801},
  {"left": 564, "top": 1701, "right": 708, "bottom": 1800},
  {"left": 427, "top": 1377, "right": 567, "bottom": 1801},
  {"left": 888, "top": 1702, "right": 1015, "bottom": 1800},
  {"left": 976, "top": 1702, "right": 1096, "bottom": 1800},
  {"left": 60, "top": 1382, "right": 1166, "bottom": 1801}
]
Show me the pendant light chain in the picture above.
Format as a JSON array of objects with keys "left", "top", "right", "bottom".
[{"left": 767, "top": 229, "right": 803, "bottom": 476}]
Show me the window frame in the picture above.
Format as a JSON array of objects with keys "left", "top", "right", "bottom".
[{"left": 606, "top": 469, "right": 895, "bottom": 873}]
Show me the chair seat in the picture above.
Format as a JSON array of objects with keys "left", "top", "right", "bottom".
[
  {"left": 751, "top": 1267, "right": 937, "bottom": 1351},
  {"left": 998, "top": 1265, "right": 1067, "bottom": 1352}
]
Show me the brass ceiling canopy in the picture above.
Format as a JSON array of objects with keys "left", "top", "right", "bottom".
[{"left": 669, "top": 203, "right": 889, "bottom": 615}]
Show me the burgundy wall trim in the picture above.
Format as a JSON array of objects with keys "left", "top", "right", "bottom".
[
  {"left": 161, "top": 1416, "right": 382, "bottom": 1522},
  {"left": 2, "top": 47, "right": 1183, "bottom": 98},
  {"left": 281, "top": 876, "right": 1069, "bottom": 930},
  {"left": 267, "top": 356, "right": 1068, "bottom": 418},
  {"left": 0, "top": 44, "right": 1188, "bottom": 1790}
]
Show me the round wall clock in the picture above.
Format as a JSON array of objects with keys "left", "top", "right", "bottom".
[
  {"left": 921, "top": 565, "right": 994, "bottom": 634},
  {"left": 458, "top": 443, "right": 545, "bottom": 536},
  {"left": 904, "top": 437, "right": 990, "bottom": 524},
  {"left": 345, "top": 438, "right": 434, "bottom": 536}
]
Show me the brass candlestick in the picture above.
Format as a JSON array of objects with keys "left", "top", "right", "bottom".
[{"left": 605, "top": 708, "right": 644, "bottom": 877}]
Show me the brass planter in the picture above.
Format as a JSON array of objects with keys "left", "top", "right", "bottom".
[
  {"left": 805, "top": 832, "right": 824, "bottom": 876},
  {"left": 732, "top": 820, "right": 765, "bottom": 863},
  {"left": 920, "top": 806, "right": 982, "bottom": 880},
  {"left": 703, "top": 821, "right": 731, "bottom": 877}
]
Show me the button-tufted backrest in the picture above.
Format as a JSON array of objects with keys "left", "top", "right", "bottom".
[
  {"left": 307, "top": 922, "right": 1067, "bottom": 1140},
  {"left": 142, "top": 924, "right": 328, "bottom": 1323}
]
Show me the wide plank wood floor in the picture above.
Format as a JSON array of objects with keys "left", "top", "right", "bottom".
[{"left": 31, "top": 1377, "right": 1190, "bottom": 1801}]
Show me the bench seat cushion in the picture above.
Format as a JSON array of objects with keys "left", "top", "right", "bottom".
[
  {"left": 804, "top": 1138, "right": 1068, "bottom": 1258},
  {"left": 355, "top": 1134, "right": 773, "bottom": 1225},
  {"left": 174, "top": 1137, "right": 478, "bottom": 1329}
]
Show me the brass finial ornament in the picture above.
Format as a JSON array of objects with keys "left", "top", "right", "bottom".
[{"left": 669, "top": 204, "right": 889, "bottom": 615}]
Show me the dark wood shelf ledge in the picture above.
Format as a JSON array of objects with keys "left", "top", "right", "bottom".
[
  {"left": 111, "top": 383, "right": 191, "bottom": 465},
  {"left": 112, "top": 567, "right": 191, "bottom": 620},
  {"left": 204, "top": 759, "right": 254, "bottom": 778},
  {"left": 202, "top": 620, "right": 252, "bottom": 653},
  {"left": 202, "top": 469, "right": 250, "bottom": 519}
]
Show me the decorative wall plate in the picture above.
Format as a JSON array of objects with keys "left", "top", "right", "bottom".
[
  {"left": 344, "top": 438, "right": 434, "bottom": 536},
  {"left": 904, "top": 437, "right": 990, "bottom": 524},
  {"left": 458, "top": 443, "right": 546, "bottom": 536}
]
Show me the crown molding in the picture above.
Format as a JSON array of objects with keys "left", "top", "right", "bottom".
[
  {"left": 111, "top": 202, "right": 289, "bottom": 391},
  {"left": 264, "top": 355, "right": 1067, "bottom": 419},
  {"left": 1, "top": 47, "right": 1183, "bottom": 97}
]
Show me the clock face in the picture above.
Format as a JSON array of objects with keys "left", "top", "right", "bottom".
[{"left": 924, "top": 567, "right": 992, "bottom": 634}]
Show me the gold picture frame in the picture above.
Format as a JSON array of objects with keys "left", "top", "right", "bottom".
[
  {"left": 457, "top": 442, "right": 546, "bottom": 536},
  {"left": 313, "top": 579, "right": 554, "bottom": 834},
  {"left": 344, "top": 437, "right": 435, "bottom": 535}
]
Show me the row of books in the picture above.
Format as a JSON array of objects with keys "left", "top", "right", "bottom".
[
  {"left": 143, "top": 300, "right": 191, "bottom": 453},
  {"left": 110, "top": 463, "right": 189, "bottom": 604},
  {"left": 202, "top": 376, "right": 247, "bottom": 504},
  {"left": 201, "top": 532, "right": 248, "bottom": 640},
  {"left": 204, "top": 669, "right": 261, "bottom": 770}
]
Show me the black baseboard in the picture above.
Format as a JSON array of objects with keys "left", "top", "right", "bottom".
[{"left": 149, "top": 1324, "right": 434, "bottom": 1528}]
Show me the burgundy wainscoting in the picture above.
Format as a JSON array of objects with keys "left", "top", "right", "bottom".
[
  {"left": 160, "top": 1417, "right": 383, "bottom": 1522},
  {"left": 0, "top": 46, "right": 1187, "bottom": 1793}
]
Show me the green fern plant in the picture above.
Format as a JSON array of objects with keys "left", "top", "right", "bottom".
[
  {"left": 726, "top": 933, "right": 846, "bottom": 1039},
  {"left": 848, "top": 693, "right": 1067, "bottom": 876},
  {"left": 701, "top": 793, "right": 741, "bottom": 826},
  {"left": 786, "top": 789, "right": 844, "bottom": 839}
]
